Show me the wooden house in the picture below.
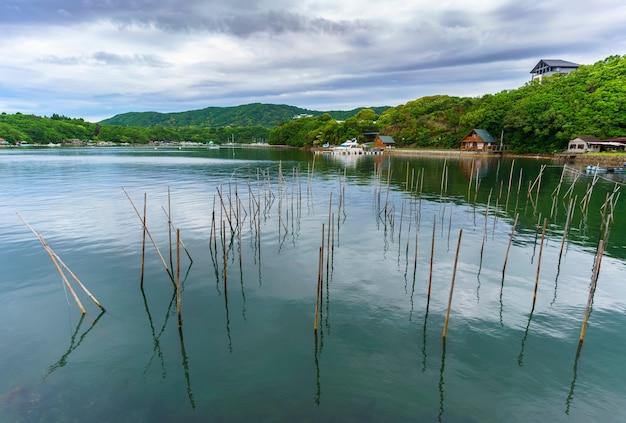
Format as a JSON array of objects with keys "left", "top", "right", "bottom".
[
  {"left": 373, "top": 135, "right": 395, "bottom": 149},
  {"left": 531, "top": 59, "right": 580, "bottom": 80},
  {"left": 460, "top": 129, "right": 497, "bottom": 151}
]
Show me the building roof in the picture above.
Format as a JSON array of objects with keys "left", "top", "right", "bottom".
[
  {"left": 377, "top": 135, "right": 395, "bottom": 144},
  {"left": 531, "top": 59, "right": 580, "bottom": 73},
  {"left": 467, "top": 129, "right": 497, "bottom": 144},
  {"left": 571, "top": 136, "right": 600, "bottom": 143}
]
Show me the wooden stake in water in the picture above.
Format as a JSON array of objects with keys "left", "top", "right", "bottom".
[
  {"left": 533, "top": 218, "right": 548, "bottom": 303},
  {"left": 579, "top": 240, "right": 605, "bottom": 346},
  {"left": 502, "top": 213, "right": 519, "bottom": 277},
  {"left": 122, "top": 188, "right": 174, "bottom": 284},
  {"left": 505, "top": 160, "right": 515, "bottom": 212},
  {"left": 17, "top": 213, "right": 106, "bottom": 313},
  {"left": 442, "top": 229, "right": 463, "bottom": 339}
]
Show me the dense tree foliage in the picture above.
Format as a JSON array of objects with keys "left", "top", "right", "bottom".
[
  {"left": 100, "top": 103, "right": 391, "bottom": 128},
  {"left": 2, "top": 55, "right": 625, "bottom": 152}
]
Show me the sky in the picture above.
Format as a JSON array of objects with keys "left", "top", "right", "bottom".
[{"left": 1, "top": 0, "right": 625, "bottom": 123}]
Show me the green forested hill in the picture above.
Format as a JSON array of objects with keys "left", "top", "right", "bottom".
[{"left": 99, "top": 103, "right": 391, "bottom": 128}]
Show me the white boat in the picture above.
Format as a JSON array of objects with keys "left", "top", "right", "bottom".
[
  {"left": 332, "top": 138, "right": 362, "bottom": 151},
  {"left": 206, "top": 141, "right": 220, "bottom": 149}
]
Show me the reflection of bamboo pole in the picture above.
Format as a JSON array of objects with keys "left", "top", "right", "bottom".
[
  {"left": 123, "top": 188, "right": 174, "bottom": 284},
  {"left": 314, "top": 245, "right": 323, "bottom": 333},
  {"left": 579, "top": 240, "right": 605, "bottom": 346},
  {"left": 177, "top": 228, "right": 182, "bottom": 328},
  {"left": 502, "top": 213, "right": 519, "bottom": 277},
  {"left": 223, "top": 222, "right": 227, "bottom": 292},
  {"left": 427, "top": 214, "right": 436, "bottom": 311},
  {"left": 442, "top": 229, "right": 462, "bottom": 339},
  {"left": 141, "top": 193, "right": 147, "bottom": 288}
]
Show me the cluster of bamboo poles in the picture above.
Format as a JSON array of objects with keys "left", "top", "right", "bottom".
[
  {"left": 367, "top": 158, "right": 620, "bottom": 346},
  {"left": 17, "top": 213, "right": 105, "bottom": 315}
]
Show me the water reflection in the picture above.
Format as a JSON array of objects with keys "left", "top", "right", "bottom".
[{"left": 46, "top": 311, "right": 105, "bottom": 378}]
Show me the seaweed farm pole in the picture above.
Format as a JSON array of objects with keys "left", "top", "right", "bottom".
[
  {"left": 442, "top": 229, "right": 463, "bottom": 340},
  {"left": 533, "top": 218, "right": 548, "bottom": 304},
  {"left": 467, "top": 160, "right": 475, "bottom": 202},
  {"left": 579, "top": 240, "right": 605, "bottom": 346},
  {"left": 442, "top": 229, "right": 463, "bottom": 339},
  {"left": 141, "top": 192, "right": 147, "bottom": 288},
  {"left": 426, "top": 214, "right": 436, "bottom": 311},
  {"left": 123, "top": 188, "right": 174, "bottom": 285},
  {"left": 177, "top": 228, "right": 182, "bottom": 328},
  {"left": 502, "top": 213, "right": 519, "bottom": 277},
  {"left": 17, "top": 213, "right": 88, "bottom": 314},
  {"left": 558, "top": 197, "right": 575, "bottom": 263},
  {"left": 168, "top": 186, "right": 173, "bottom": 270}
]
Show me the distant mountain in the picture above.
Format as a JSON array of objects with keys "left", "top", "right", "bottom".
[{"left": 99, "top": 103, "right": 391, "bottom": 128}]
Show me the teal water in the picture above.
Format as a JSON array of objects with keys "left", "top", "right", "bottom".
[{"left": 1, "top": 147, "right": 625, "bottom": 422}]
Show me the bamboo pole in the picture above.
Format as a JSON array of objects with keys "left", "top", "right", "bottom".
[
  {"left": 162, "top": 207, "right": 193, "bottom": 263},
  {"left": 533, "top": 218, "right": 548, "bottom": 303},
  {"left": 168, "top": 186, "right": 173, "bottom": 270},
  {"left": 17, "top": 214, "right": 88, "bottom": 313},
  {"left": 442, "top": 229, "right": 463, "bottom": 339},
  {"left": 579, "top": 240, "right": 605, "bottom": 346},
  {"left": 504, "top": 159, "right": 515, "bottom": 212},
  {"left": 122, "top": 188, "right": 174, "bottom": 284},
  {"left": 501, "top": 213, "right": 519, "bottom": 277}
]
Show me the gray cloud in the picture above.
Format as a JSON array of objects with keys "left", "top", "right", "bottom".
[{"left": 1, "top": 0, "right": 624, "bottom": 122}]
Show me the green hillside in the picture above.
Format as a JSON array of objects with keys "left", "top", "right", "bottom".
[{"left": 99, "top": 103, "right": 391, "bottom": 128}]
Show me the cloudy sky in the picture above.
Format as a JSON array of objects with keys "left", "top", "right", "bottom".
[{"left": 1, "top": 0, "right": 625, "bottom": 122}]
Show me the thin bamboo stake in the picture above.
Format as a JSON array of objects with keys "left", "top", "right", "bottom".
[
  {"left": 442, "top": 229, "right": 463, "bottom": 339},
  {"left": 162, "top": 207, "right": 193, "bottom": 263},
  {"left": 579, "top": 240, "right": 605, "bottom": 346},
  {"left": 533, "top": 218, "right": 548, "bottom": 303},
  {"left": 168, "top": 186, "right": 173, "bottom": 270},
  {"left": 502, "top": 213, "right": 519, "bottom": 277},
  {"left": 17, "top": 214, "right": 87, "bottom": 313},
  {"left": 123, "top": 188, "right": 174, "bottom": 284},
  {"left": 505, "top": 160, "right": 515, "bottom": 212}
]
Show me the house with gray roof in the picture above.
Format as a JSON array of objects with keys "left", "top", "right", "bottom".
[{"left": 531, "top": 59, "right": 580, "bottom": 80}]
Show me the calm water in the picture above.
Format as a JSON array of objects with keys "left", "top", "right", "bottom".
[{"left": 1, "top": 147, "right": 625, "bottom": 422}]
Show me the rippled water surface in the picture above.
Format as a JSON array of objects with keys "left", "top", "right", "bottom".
[{"left": 1, "top": 147, "right": 625, "bottom": 422}]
